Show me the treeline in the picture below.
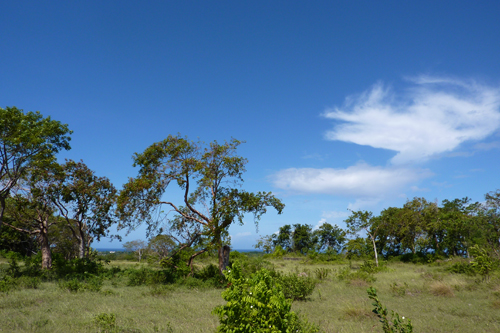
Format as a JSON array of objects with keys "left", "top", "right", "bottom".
[{"left": 255, "top": 194, "right": 500, "bottom": 265}]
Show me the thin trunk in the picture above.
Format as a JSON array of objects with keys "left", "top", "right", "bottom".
[
  {"left": 0, "top": 196, "right": 6, "bottom": 229},
  {"left": 370, "top": 235, "right": 379, "bottom": 267},
  {"left": 218, "top": 245, "right": 231, "bottom": 275}
]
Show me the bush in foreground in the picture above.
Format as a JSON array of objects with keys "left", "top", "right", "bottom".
[{"left": 213, "top": 261, "right": 319, "bottom": 333}]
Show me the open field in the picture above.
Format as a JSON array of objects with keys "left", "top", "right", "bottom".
[{"left": 1, "top": 257, "right": 500, "bottom": 332}]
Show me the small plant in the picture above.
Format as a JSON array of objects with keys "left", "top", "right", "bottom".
[
  {"left": 390, "top": 282, "right": 409, "bottom": 297},
  {"left": 469, "top": 245, "right": 495, "bottom": 282},
  {"left": 212, "top": 261, "right": 319, "bottom": 332},
  {"left": 278, "top": 272, "right": 317, "bottom": 301},
  {"left": 367, "top": 287, "right": 413, "bottom": 333},
  {"left": 315, "top": 267, "right": 330, "bottom": 280},
  {"left": 93, "top": 312, "right": 118, "bottom": 333}
]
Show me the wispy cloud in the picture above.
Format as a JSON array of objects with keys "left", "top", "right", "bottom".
[
  {"left": 323, "top": 77, "right": 500, "bottom": 164},
  {"left": 270, "top": 162, "right": 432, "bottom": 197}
]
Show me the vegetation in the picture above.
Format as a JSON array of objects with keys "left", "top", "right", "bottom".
[
  {"left": 116, "top": 134, "right": 284, "bottom": 274},
  {"left": 2, "top": 106, "right": 500, "bottom": 332}
]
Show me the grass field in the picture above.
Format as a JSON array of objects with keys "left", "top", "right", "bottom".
[{"left": 1, "top": 256, "right": 500, "bottom": 332}]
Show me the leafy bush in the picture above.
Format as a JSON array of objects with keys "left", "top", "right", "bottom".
[
  {"left": 18, "top": 276, "right": 41, "bottom": 289},
  {"left": 59, "top": 278, "right": 83, "bottom": 293},
  {"left": 368, "top": 287, "right": 413, "bottom": 333},
  {"left": 0, "top": 276, "right": 17, "bottom": 293},
  {"left": 93, "top": 312, "right": 118, "bottom": 333},
  {"left": 212, "top": 261, "right": 319, "bottom": 333},
  {"left": 126, "top": 267, "right": 176, "bottom": 286},
  {"left": 277, "top": 272, "right": 316, "bottom": 301}
]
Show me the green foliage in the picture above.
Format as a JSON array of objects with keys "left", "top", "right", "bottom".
[
  {"left": 469, "top": 245, "right": 496, "bottom": 281},
  {"left": 126, "top": 267, "right": 176, "bottom": 286},
  {"left": 117, "top": 134, "right": 284, "bottom": 273},
  {"left": 277, "top": 271, "right": 317, "bottom": 301},
  {"left": 367, "top": 287, "right": 413, "bottom": 333},
  {"left": 314, "top": 267, "right": 331, "bottom": 280},
  {"left": 93, "top": 313, "right": 118, "bottom": 333},
  {"left": 59, "top": 278, "right": 83, "bottom": 292},
  {"left": 336, "top": 266, "right": 377, "bottom": 283},
  {"left": 0, "top": 275, "right": 17, "bottom": 293},
  {"left": 212, "top": 261, "right": 319, "bottom": 333}
]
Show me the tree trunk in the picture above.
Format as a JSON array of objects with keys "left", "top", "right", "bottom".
[
  {"left": 78, "top": 237, "right": 85, "bottom": 259},
  {"left": 40, "top": 230, "right": 52, "bottom": 269},
  {"left": 218, "top": 245, "right": 231, "bottom": 275},
  {"left": 0, "top": 196, "right": 5, "bottom": 230},
  {"left": 370, "top": 236, "right": 379, "bottom": 267}
]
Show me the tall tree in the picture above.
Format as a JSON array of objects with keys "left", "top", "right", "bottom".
[
  {"left": 292, "top": 224, "right": 315, "bottom": 254},
  {"left": 0, "top": 106, "right": 71, "bottom": 229},
  {"left": 314, "top": 222, "right": 346, "bottom": 253},
  {"left": 2, "top": 167, "right": 61, "bottom": 269},
  {"left": 50, "top": 160, "right": 117, "bottom": 258},
  {"left": 117, "top": 135, "right": 284, "bottom": 274},
  {"left": 345, "top": 210, "right": 383, "bottom": 267}
]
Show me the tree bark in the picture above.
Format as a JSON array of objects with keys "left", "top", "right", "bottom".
[
  {"left": 40, "top": 229, "right": 52, "bottom": 269},
  {"left": 218, "top": 245, "right": 231, "bottom": 275},
  {"left": 370, "top": 236, "right": 379, "bottom": 267}
]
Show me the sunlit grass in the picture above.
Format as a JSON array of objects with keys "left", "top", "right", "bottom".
[{"left": 1, "top": 258, "right": 500, "bottom": 332}]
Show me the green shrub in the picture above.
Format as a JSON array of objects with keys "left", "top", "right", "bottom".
[
  {"left": 93, "top": 312, "right": 118, "bottom": 333},
  {"left": 0, "top": 276, "right": 17, "bottom": 293},
  {"left": 59, "top": 278, "right": 83, "bottom": 293},
  {"left": 18, "top": 276, "right": 41, "bottom": 289},
  {"left": 212, "top": 261, "right": 319, "bottom": 333},
  {"left": 277, "top": 272, "right": 316, "bottom": 301},
  {"left": 85, "top": 275, "right": 104, "bottom": 292}
]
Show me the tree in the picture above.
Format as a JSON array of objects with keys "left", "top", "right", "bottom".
[
  {"left": 117, "top": 135, "right": 284, "bottom": 274},
  {"left": 0, "top": 106, "right": 71, "bottom": 229},
  {"left": 345, "top": 210, "right": 382, "bottom": 267},
  {"left": 292, "top": 224, "right": 315, "bottom": 254},
  {"left": 3, "top": 169, "right": 60, "bottom": 269},
  {"left": 123, "top": 240, "right": 147, "bottom": 261},
  {"left": 254, "top": 234, "right": 276, "bottom": 254},
  {"left": 314, "top": 222, "right": 346, "bottom": 253},
  {"left": 274, "top": 224, "right": 293, "bottom": 252},
  {"left": 50, "top": 160, "right": 118, "bottom": 258},
  {"left": 147, "top": 234, "right": 176, "bottom": 260}
]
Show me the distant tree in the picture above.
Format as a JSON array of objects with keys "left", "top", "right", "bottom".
[
  {"left": 345, "top": 210, "right": 383, "bottom": 267},
  {"left": 123, "top": 240, "right": 147, "bottom": 261},
  {"left": 314, "top": 222, "right": 346, "bottom": 253},
  {"left": 254, "top": 234, "right": 276, "bottom": 253},
  {"left": 292, "top": 224, "right": 315, "bottom": 254},
  {"left": 274, "top": 224, "right": 293, "bottom": 252},
  {"left": 117, "top": 135, "right": 284, "bottom": 274},
  {"left": 50, "top": 160, "right": 118, "bottom": 258},
  {"left": 0, "top": 106, "right": 71, "bottom": 229},
  {"left": 147, "top": 235, "right": 176, "bottom": 260}
]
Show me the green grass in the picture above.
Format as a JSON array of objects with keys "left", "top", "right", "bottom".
[{"left": 1, "top": 258, "right": 500, "bottom": 332}]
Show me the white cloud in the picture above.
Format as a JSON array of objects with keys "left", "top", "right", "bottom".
[
  {"left": 270, "top": 162, "right": 432, "bottom": 197},
  {"left": 323, "top": 77, "right": 500, "bottom": 164}
]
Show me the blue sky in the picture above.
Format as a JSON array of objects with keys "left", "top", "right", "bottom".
[{"left": 2, "top": 1, "right": 500, "bottom": 249}]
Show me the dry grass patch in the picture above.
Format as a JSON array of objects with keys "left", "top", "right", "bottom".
[
  {"left": 343, "top": 305, "right": 375, "bottom": 320},
  {"left": 348, "top": 278, "right": 369, "bottom": 288},
  {"left": 429, "top": 281, "right": 455, "bottom": 297}
]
